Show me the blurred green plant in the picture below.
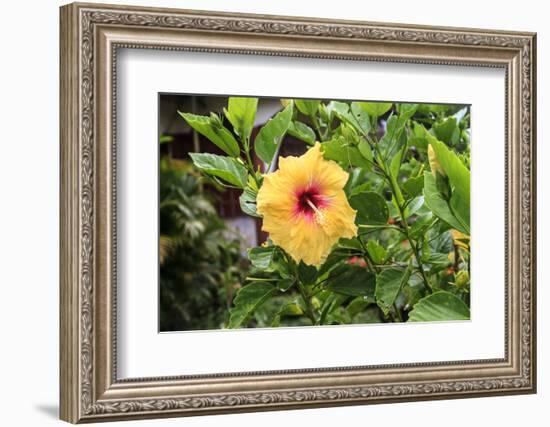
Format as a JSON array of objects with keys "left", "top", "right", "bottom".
[{"left": 159, "top": 157, "right": 248, "bottom": 331}]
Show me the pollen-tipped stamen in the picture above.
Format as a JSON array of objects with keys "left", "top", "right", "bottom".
[{"left": 304, "top": 197, "right": 326, "bottom": 225}]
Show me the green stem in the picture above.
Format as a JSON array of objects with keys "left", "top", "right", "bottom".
[
  {"left": 358, "top": 224, "right": 405, "bottom": 234},
  {"left": 281, "top": 251, "right": 318, "bottom": 325},
  {"left": 393, "top": 303, "right": 404, "bottom": 322},
  {"left": 297, "top": 281, "right": 317, "bottom": 325},
  {"left": 357, "top": 235, "right": 378, "bottom": 274},
  {"left": 399, "top": 216, "right": 431, "bottom": 292},
  {"left": 311, "top": 115, "right": 328, "bottom": 142},
  {"left": 381, "top": 154, "right": 432, "bottom": 293},
  {"left": 242, "top": 145, "right": 260, "bottom": 187}
]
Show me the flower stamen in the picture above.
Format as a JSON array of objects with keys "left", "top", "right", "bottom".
[{"left": 304, "top": 197, "right": 326, "bottom": 225}]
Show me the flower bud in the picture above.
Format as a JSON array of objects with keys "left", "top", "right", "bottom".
[
  {"left": 455, "top": 270, "right": 470, "bottom": 288},
  {"left": 428, "top": 144, "right": 445, "bottom": 177}
]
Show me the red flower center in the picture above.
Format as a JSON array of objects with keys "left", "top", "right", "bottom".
[{"left": 294, "top": 185, "right": 328, "bottom": 221}]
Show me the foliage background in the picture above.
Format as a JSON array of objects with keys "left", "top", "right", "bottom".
[{"left": 160, "top": 96, "right": 471, "bottom": 331}]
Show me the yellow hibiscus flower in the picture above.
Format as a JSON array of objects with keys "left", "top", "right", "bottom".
[{"left": 256, "top": 143, "right": 357, "bottom": 266}]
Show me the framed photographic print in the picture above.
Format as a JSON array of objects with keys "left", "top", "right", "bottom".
[{"left": 59, "top": 2, "right": 537, "bottom": 423}]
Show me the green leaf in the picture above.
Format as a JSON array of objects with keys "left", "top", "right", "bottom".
[
  {"left": 366, "top": 240, "right": 387, "bottom": 264},
  {"left": 294, "top": 99, "right": 321, "bottom": 116},
  {"left": 224, "top": 97, "right": 258, "bottom": 141},
  {"left": 358, "top": 139, "right": 373, "bottom": 163},
  {"left": 423, "top": 252, "right": 451, "bottom": 267},
  {"left": 239, "top": 185, "right": 260, "bottom": 217},
  {"left": 227, "top": 282, "right": 277, "bottom": 328},
  {"left": 346, "top": 296, "right": 375, "bottom": 318},
  {"left": 298, "top": 261, "right": 318, "bottom": 285},
  {"left": 356, "top": 101, "right": 393, "bottom": 118},
  {"left": 427, "top": 135, "right": 470, "bottom": 208},
  {"left": 350, "top": 191, "right": 389, "bottom": 225},
  {"left": 178, "top": 112, "right": 240, "bottom": 157},
  {"left": 331, "top": 101, "right": 369, "bottom": 135},
  {"left": 350, "top": 102, "right": 372, "bottom": 134},
  {"left": 159, "top": 134, "right": 174, "bottom": 144},
  {"left": 189, "top": 153, "right": 248, "bottom": 188},
  {"left": 408, "top": 291, "right": 470, "bottom": 322},
  {"left": 409, "top": 212, "right": 434, "bottom": 239},
  {"left": 321, "top": 138, "right": 371, "bottom": 169},
  {"left": 403, "top": 175, "right": 424, "bottom": 198},
  {"left": 248, "top": 246, "right": 276, "bottom": 269},
  {"left": 397, "top": 103, "right": 419, "bottom": 116},
  {"left": 271, "top": 301, "right": 303, "bottom": 326},
  {"left": 389, "top": 143, "right": 404, "bottom": 180},
  {"left": 277, "top": 278, "right": 295, "bottom": 292},
  {"left": 288, "top": 121, "right": 316, "bottom": 144},
  {"left": 318, "top": 251, "right": 349, "bottom": 277},
  {"left": 379, "top": 105, "right": 418, "bottom": 159},
  {"left": 254, "top": 104, "right": 293, "bottom": 163},
  {"left": 405, "top": 196, "right": 424, "bottom": 217},
  {"left": 375, "top": 267, "right": 411, "bottom": 315},
  {"left": 407, "top": 136, "right": 429, "bottom": 151},
  {"left": 450, "top": 191, "right": 470, "bottom": 233},
  {"left": 432, "top": 117, "right": 459, "bottom": 145},
  {"left": 423, "top": 172, "right": 469, "bottom": 234},
  {"left": 326, "top": 264, "right": 376, "bottom": 297},
  {"left": 429, "top": 229, "right": 454, "bottom": 253}
]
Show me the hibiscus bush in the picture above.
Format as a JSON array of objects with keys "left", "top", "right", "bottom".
[{"left": 178, "top": 97, "right": 471, "bottom": 327}]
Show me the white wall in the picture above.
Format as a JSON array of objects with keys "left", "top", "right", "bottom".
[{"left": 0, "top": 0, "right": 545, "bottom": 425}]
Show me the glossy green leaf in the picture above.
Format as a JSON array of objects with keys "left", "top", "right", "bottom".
[
  {"left": 379, "top": 105, "right": 418, "bottom": 158},
  {"left": 375, "top": 267, "right": 411, "bottom": 315},
  {"left": 254, "top": 104, "right": 293, "bottom": 163},
  {"left": 398, "top": 103, "right": 420, "bottom": 116},
  {"left": 227, "top": 282, "right": 277, "bottom": 328},
  {"left": 358, "top": 139, "right": 373, "bottom": 162},
  {"left": 389, "top": 143, "right": 404, "bottom": 180},
  {"left": 427, "top": 135, "right": 470, "bottom": 208},
  {"left": 408, "top": 291, "right": 470, "bottom": 322},
  {"left": 331, "top": 101, "right": 370, "bottom": 135},
  {"left": 423, "top": 172, "right": 469, "bottom": 234},
  {"left": 248, "top": 246, "right": 277, "bottom": 269},
  {"left": 405, "top": 196, "right": 425, "bottom": 217},
  {"left": 178, "top": 112, "right": 240, "bottom": 157},
  {"left": 350, "top": 102, "right": 372, "bottom": 134},
  {"left": 423, "top": 252, "right": 451, "bottom": 266},
  {"left": 356, "top": 101, "right": 393, "bottom": 117},
  {"left": 318, "top": 251, "right": 349, "bottom": 277},
  {"left": 321, "top": 138, "right": 371, "bottom": 169},
  {"left": 450, "top": 191, "right": 470, "bottom": 234},
  {"left": 239, "top": 185, "right": 260, "bottom": 217},
  {"left": 346, "top": 296, "right": 375, "bottom": 318},
  {"left": 409, "top": 212, "right": 434, "bottom": 239},
  {"left": 224, "top": 97, "right": 258, "bottom": 141},
  {"left": 277, "top": 278, "right": 295, "bottom": 292},
  {"left": 294, "top": 99, "right": 321, "bottom": 116},
  {"left": 326, "top": 264, "right": 376, "bottom": 297},
  {"left": 271, "top": 301, "right": 303, "bottom": 327},
  {"left": 403, "top": 175, "right": 425, "bottom": 198},
  {"left": 350, "top": 191, "right": 389, "bottom": 225},
  {"left": 288, "top": 121, "right": 316, "bottom": 144},
  {"left": 298, "top": 261, "right": 318, "bottom": 285},
  {"left": 408, "top": 136, "right": 429, "bottom": 151},
  {"left": 432, "top": 117, "right": 459, "bottom": 145},
  {"left": 366, "top": 240, "right": 387, "bottom": 264},
  {"left": 189, "top": 153, "right": 248, "bottom": 188}
]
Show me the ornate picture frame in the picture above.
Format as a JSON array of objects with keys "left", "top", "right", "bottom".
[{"left": 60, "top": 2, "right": 536, "bottom": 423}]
